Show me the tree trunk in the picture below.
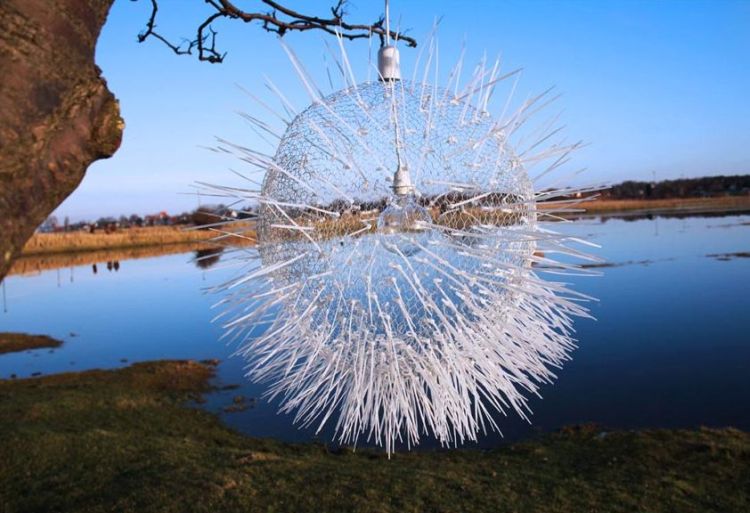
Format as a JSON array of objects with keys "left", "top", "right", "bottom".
[{"left": 0, "top": 0, "right": 123, "bottom": 280}]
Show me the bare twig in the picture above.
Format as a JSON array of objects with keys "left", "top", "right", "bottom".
[{"left": 135, "top": 0, "right": 417, "bottom": 64}]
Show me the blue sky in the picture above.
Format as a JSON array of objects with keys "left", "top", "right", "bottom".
[{"left": 55, "top": 0, "right": 750, "bottom": 221}]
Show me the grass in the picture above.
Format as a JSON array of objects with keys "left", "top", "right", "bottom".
[
  {"left": 257, "top": 196, "right": 750, "bottom": 243},
  {"left": 273, "top": 207, "right": 526, "bottom": 242},
  {"left": 0, "top": 333, "right": 62, "bottom": 354},
  {"left": 572, "top": 195, "right": 750, "bottom": 214},
  {"left": 20, "top": 226, "right": 256, "bottom": 256},
  {"left": 0, "top": 360, "right": 747, "bottom": 513}
]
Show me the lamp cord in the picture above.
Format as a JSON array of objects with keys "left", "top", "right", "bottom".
[{"left": 385, "top": 0, "right": 391, "bottom": 46}]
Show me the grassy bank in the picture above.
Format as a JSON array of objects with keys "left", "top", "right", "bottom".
[
  {"left": 0, "top": 360, "right": 747, "bottom": 513},
  {"left": 572, "top": 195, "right": 750, "bottom": 214},
  {"left": 21, "top": 227, "right": 218, "bottom": 256},
  {"left": 12, "top": 226, "right": 256, "bottom": 275},
  {"left": 0, "top": 333, "right": 62, "bottom": 354}
]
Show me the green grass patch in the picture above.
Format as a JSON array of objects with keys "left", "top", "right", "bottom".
[{"left": 0, "top": 360, "right": 747, "bottom": 513}]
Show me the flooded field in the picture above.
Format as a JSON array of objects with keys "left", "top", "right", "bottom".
[{"left": 2, "top": 213, "right": 749, "bottom": 448}]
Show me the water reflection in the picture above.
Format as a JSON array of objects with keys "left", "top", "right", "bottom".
[
  {"left": 569, "top": 208, "right": 750, "bottom": 223},
  {"left": 194, "top": 247, "right": 224, "bottom": 269},
  {"left": 0, "top": 214, "right": 749, "bottom": 449},
  {"left": 224, "top": 221, "right": 588, "bottom": 450},
  {"left": 8, "top": 242, "right": 214, "bottom": 277}
]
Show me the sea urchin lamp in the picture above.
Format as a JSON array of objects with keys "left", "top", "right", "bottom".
[{"left": 208, "top": 11, "right": 600, "bottom": 454}]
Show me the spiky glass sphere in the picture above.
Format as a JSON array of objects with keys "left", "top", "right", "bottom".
[{"left": 215, "top": 43, "right": 594, "bottom": 453}]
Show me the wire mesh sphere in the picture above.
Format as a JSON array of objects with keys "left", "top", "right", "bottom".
[
  {"left": 256, "top": 78, "right": 539, "bottom": 348},
  {"left": 211, "top": 42, "right": 595, "bottom": 453},
  {"left": 221, "top": 77, "right": 585, "bottom": 452}
]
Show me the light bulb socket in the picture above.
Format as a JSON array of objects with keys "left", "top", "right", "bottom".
[
  {"left": 392, "top": 164, "right": 415, "bottom": 196},
  {"left": 378, "top": 45, "right": 401, "bottom": 82}
]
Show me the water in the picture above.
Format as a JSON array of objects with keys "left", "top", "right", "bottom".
[{"left": 2, "top": 213, "right": 749, "bottom": 448}]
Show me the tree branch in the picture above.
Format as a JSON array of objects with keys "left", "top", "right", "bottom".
[{"left": 135, "top": 0, "right": 417, "bottom": 64}]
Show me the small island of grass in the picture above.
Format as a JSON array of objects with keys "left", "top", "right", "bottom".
[{"left": 0, "top": 332, "right": 62, "bottom": 355}]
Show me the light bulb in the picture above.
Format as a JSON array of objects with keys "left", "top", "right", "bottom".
[{"left": 377, "top": 194, "right": 431, "bottom": 256}]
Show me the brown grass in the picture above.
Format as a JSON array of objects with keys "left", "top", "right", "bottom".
[
  {"left": 20, "top": 225, "right": 257, "bottom": 257},
  {"left": 0, "top": 332, "right": 62, "bottom": 355},
  {"left": 268, "top": 196, "right": 750, "bottom": 242},
  {"left": 266, "top": 207, "right": 527, "bottom": 242},
  {"left": 22, "top": 227, "right": 215, "bottom": 255},
  {"left": 567, "top": 195, "right": 750, "bottom": 214}
]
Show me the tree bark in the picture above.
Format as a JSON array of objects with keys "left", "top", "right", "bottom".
[{"left": 0, "top": 0, "right": 123, "bottom": 280}]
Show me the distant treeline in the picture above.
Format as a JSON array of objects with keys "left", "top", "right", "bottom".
[
  {"left": 39, "top": 204, "right": 256, "bottom": 233},
  {"left": 602, "top": 174, "right": 750, "bottom": 200}
]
